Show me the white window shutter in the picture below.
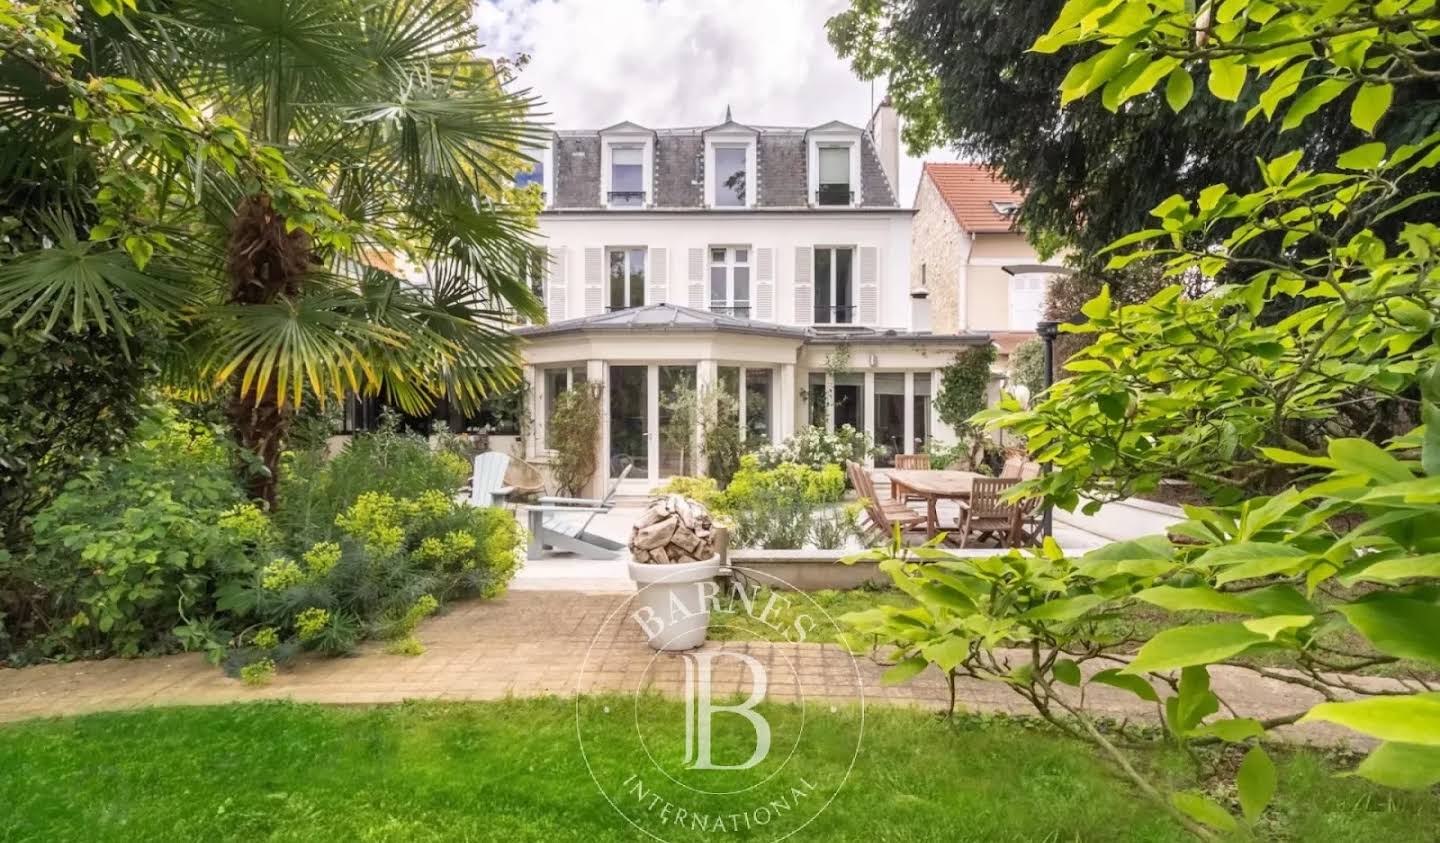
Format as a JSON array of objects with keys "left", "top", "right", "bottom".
[
  {"left": 755, "top": 247, "right": 774, "bottom": 320},
  {"left": 794, "top": 246, "right": 813, "bottom": 325},
  {"left": 583, "top": 247, "right": 603, "bottom": 315},
  {"left": 546, "top": 246, "right": 568, "bottom": 322},
  {"left": 859, "top": 246, "right": 879, "bottom": 324},
  {"left": 649, "top": 247, "right": 668, "bottom": 304},
  {"left": 687, "top": 247, "right": 705, "bottom": 310}
]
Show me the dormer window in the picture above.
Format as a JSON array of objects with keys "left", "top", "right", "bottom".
[
  {"left": 713, "top": 146, "right": 747, "bottom": 206},
  {"left": 806, "top": 122, "right": 863, "bottom": 207},
  {"left": 598, "top": 123, "right": 654, "bottom": 209},
  {"left": 817, "top": 146, "right": 852, "bottom": 206},
  {"left": 703, "top": 119, "right": 758, "bottom": 209},
  {"left": 609, "top": 145, "right": 644, "bottom": 207}
]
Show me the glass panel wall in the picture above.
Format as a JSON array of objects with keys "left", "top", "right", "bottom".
[
  {"left": 745, "top": 368, "right": 772, "bottom": 443},
  {"left": 658, "top": 366, "right": 697, "bottom": 477},
  {"left": 873, "top": 373, "right": 906, "bottom": 467},
  {"left": 808, "top": 372, "right": 827, "bottom": 428},
  {"left": 609, "top": 365, "right": 648, "bottom": 478},
  {"left": 833, "top": 373, "right": 864, "bottom": 433},
  {"left": 913, "top": 372, "right": 932, "bottom": 451}
]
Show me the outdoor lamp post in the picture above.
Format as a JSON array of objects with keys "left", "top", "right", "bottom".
[{"left": 1035, "top": 319, "right": 1061, "bottom": 539}]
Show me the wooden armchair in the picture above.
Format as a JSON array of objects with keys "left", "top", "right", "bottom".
[
  {"left": 890, "top": 453, "right": 930, "bottom": 504},
  {"left": 953, "top": 478, "right": 1023, "bottom": 548},
  {"left": 847, "top": 461, "right": 926, "bottom": 542}
]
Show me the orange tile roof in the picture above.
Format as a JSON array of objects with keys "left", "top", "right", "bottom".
[{"left": 922, "top": 162, "right": 1022, "bottom": 233}]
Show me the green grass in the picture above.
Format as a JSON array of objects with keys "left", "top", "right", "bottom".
[
  {"left": 1, "top": 699, "right": 1435, "bottom": 841},
  {"left": 708, "top": 587, "right": 911, "bottom": 644}
]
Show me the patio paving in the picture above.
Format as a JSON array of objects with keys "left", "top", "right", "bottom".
[{"left": 0, "top": 591, "right": 1375, "bottom": 749}]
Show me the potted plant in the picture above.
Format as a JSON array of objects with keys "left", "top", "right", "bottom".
[{"left": 627, "top": 495, "right": 721, "bottom": 651}]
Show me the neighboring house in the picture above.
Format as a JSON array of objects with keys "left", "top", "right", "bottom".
[
  {"left": 519, "top": 105, "right": 991, "bottom": 494},
  {"left": 910, "top": 163, "right": 1059, "bottom": 360}
]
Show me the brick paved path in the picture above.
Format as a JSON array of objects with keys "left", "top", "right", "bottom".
[{"left": 0, "top": 592, "right": 1369, "bottom": 747}]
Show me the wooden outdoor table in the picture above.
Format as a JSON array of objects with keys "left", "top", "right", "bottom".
[{"left": 887, "top": 469, "right": 985, "bottom": 538}]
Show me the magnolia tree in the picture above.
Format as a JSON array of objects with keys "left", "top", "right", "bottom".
[{"left": 851, "top": 2, "right": 1440, "bottom": 838}]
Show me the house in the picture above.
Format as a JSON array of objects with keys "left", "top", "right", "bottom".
[
  {"left": 518, "top": 104, "right": 992, "bottom": 494},
  {"left": 910, "top": 163, "right": 1060, "bottom": 360}
]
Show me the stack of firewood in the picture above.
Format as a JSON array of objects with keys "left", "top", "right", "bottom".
[{"left": 629, "top": 495, "right": 717, "bottom": 564}]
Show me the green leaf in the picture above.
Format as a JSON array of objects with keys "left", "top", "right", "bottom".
[
  {"left": 1342, "top": 553, "right": 1440, "bottom": 585},
  {"left": 1207, "top": 58, "right": 1247, "bottom": 101},
  {"left": 1080, "top": 284, "right": 1113, "bottom": 319},
  {"left": 1335, "top": 594, "right": 1440, "bottom": 665},
  {"left": 1171, "top": 792, "right": 1238, "bottom": 832},
  {"left": 1237, "top": 746, "right": 1277, "bottom": 823},
  {"left": 923, "top": 637, "right": 970, "bottom": 673},
  {"left": 1301, "top": 694, "right": 1440, "bottom": 745},
  {"left": 1171, "top": 666, "right": 1219, "bottom": 733},
  {"left": 1021, "top": 594, "right": 1107, "bottom": 622},
  {"left": 1165, "top": 66, "right": 1194, "bottom": 112},
  {"left": 1097, "top": 392, "right": 1129, "bottom": 420},
  {"left": 1240, "top": 614, "right": 1312, "bottom": 639},
  {"left": 1354, "top": 742, "right": 1440, "bottom": 790},
  {"left": 1423, "top": 403, "right": 1440, "bottom": 477},
  {"left": 1089, "top": 668, "right": 1160, "bottom": 702},
  {"left": 1134, "top": 585, "right": 1253, "bottom": 614},
  {"left": 1350, "top": 82, "right": 1394, "bottom": 134},
  {"left": 1281, "top": 78, "right": 1352, "bottom": 131},
  {"left": 1122, "top": 622, "right": 1267, "bottom": 674},
  {"left": 1328, "top": 438, "right": 1415, "bottom": 484},
  {"left": 1052, "top": 658, "right": 1082, "bottom": 687},
  {"left": 882, "top": 655, "right": 930, "bottom": 685},
  {"left": 1337, "top": 142, "right": 1387, "bottom": 170},
  {"left": 1193, "top": 717, "right": 1265, "bottom": 742}
]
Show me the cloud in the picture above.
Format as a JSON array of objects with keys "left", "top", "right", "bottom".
[{"left": 473, "top": 0, "right": 959, "bottom": 204}]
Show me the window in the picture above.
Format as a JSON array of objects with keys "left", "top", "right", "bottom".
[
  {"left": 543, "top": 366, "right": 587, "bottom": 449},
  {"left": 813, "top": 247, "right": 854, "bottom": 324},
  {"left": 817, "top": 145, "right": 851, "bottom": 206},
  {"left": 744, "top": 368, "right": 772, "bottom": 442},
  {"left": 991, "top": 200, "right": 1019, "bottom": 217},
  {"left": 708, "top": 247, "right": 751, "bottom": 317},
  {"left": 913, "top": 372, "right": 931, "bottom": 450},
  {"left": 808, "top": 372, "right": 827, "bottom": 428},
  {"left": 874, "top": 373, "right": 906, "bottom": 467},
  {"left": 607, "top": 247, "right": 646, "bottom": 310},
  {"left": 713, "top": 146, "right": 747, "bottom": 206},
  {"left": 834, "top": 373, "right": 864, "bottom": 434},
  {"left": 1010, "top": 273, "right": 1048, "bottom": 330},
  {"left": 609, "top": 145, "right": 644, "bottom": 206}
]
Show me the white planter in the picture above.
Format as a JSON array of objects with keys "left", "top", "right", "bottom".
[{"left": 626, "top": 555, "right": 722, "bottom": 651}]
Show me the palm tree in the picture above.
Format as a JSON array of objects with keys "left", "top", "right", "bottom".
[{"left": 0, "top": 0, "right": 546, "bottom": 507}]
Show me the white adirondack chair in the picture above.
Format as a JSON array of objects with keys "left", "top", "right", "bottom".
[
  {"left": 525, "top": 464, "right": 632, "bottom": 559},
  {"left": 470, "top": 452, "right": 514, "bottom": 508}
]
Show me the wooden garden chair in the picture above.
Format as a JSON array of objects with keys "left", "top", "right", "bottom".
[
  {"left": 953, "top": 477, "right": 1023, "bottom": 548},
  {"left": 890, "top": 453, "right": 931, "bottom": 504},
  {"left": 847, "top": 461, "right": 926, "bottom": 542}
]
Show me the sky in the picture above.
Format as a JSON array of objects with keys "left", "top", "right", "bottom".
[{"left": 472, "top": 0, "right": 962, "bottom": 206}]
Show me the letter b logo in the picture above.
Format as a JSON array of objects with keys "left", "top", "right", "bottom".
[{"left": 681, "top": 652, "right": 771, "bottom": 770}]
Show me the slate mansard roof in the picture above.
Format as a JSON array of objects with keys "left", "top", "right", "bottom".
[{"left": 548, "top": 120, "right": 899, "bottom": 210}]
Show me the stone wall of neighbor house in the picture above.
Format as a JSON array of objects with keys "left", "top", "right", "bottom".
[{"left": 910, "top": 174, "right": 968, "bottom": 334}]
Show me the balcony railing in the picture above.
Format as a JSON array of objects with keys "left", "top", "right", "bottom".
[
  {"left": 709, "top": 304, "right": 752, "bottom": 318},
  {"left": 817, "top": 184, "right": 853, "bottom": 206},
  {"left": 813, "top": 305, "right": 856, "bottom": 324},
  {"left": 607, "top": 190, "right": 646, "bottom": 207}
]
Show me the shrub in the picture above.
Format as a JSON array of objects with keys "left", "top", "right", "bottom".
[
  {"left": 716, "top": 457, "right": 848, "bottom": 549},
  {"left": 936, "top": 345, "right": 996, "bottom": 435},
  {"left": 275, "top": 415, "right": 471, "bottom": 544},
  {"left": 650, "top": 476, "right": 720, "bottom": 507},
  {"left": 0, "top": 324, "right": 155, "bottom": 558},
  {"left": 754, "top": 425, "right": 874, "bottom": 471},
  {"left": 809, "top": 503, "right": 864, "bottom": 550},
  {"left": 240, "top": 489, "right": 523, "bottom": 671},
  {"left": 11, "top": 408, "right": 268, "bottom": 662}
]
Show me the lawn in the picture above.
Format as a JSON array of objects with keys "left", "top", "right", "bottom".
[{"left": 2, "top": 698, "right": 1434, "bottom": 841}]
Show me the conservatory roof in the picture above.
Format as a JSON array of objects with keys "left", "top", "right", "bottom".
[{"left": 516, "top": 304, "right": 992, "bottom": 346}]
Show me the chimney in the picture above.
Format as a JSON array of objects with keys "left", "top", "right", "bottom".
[{"left": 867, "top": 95, "right": 899, "bottom": 195}]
